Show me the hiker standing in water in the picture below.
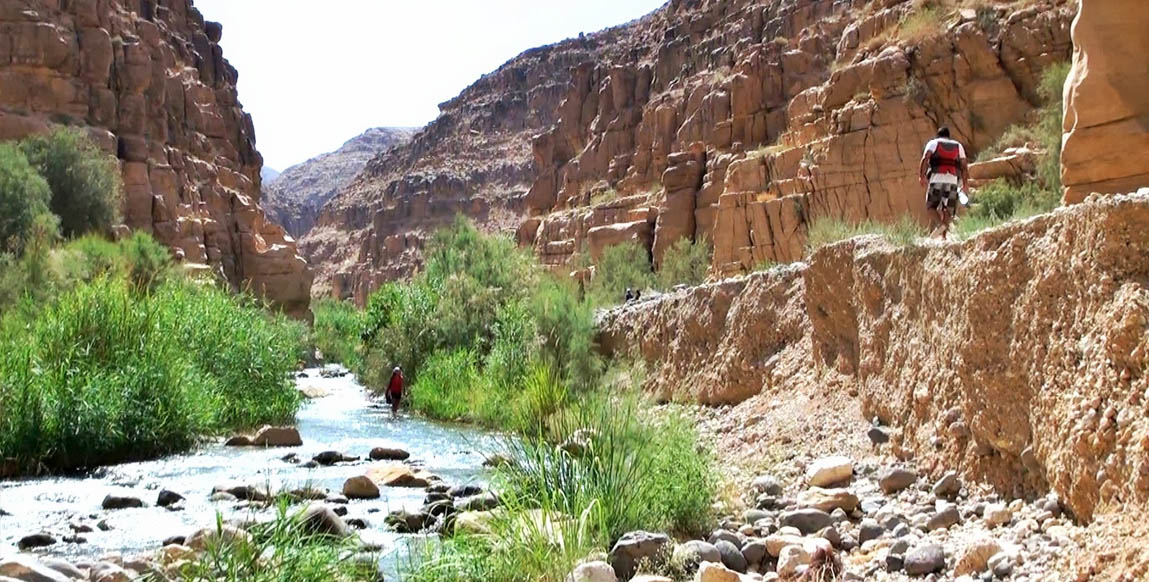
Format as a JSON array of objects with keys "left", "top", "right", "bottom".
[
  {"left": 385, "top": 366, "right": 404, "bottom": 416},
  {"left": 919, "top": 127, "right": 969, "bottom": 239}
]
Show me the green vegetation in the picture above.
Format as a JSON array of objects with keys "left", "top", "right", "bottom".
[
  {"left": 0, "top": 142, "right": 53, "bottom": 254},
  {"left": 897, "top": 1, "right": 946, "bottom": 42},
  {"left": 311, "top": 298, "right": 366, "bottom": 370},
  {"left": 960, "top": 62, "right": 1069, "bottom": 238},
  {"left": 168, "top": 507, "right": 376, "bottom": 582},
  {"left": 0, "top": 132, "right": 304, "bottom": 474},
  {"left": 658, "top": 237, "right": 711, "bottom": 289},
  {"left": 20, "top": 129, "right": 122, "bottom": 238},
  {"left": 586, "top": 241, "right": 654, "bottom": 307},
  {"left": 805, "top": 214, "right": 926, "bottom": 253}
]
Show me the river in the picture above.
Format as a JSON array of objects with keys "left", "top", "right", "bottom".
[{"left": 0, "top": 365, "right": 500, "bottom": 573}]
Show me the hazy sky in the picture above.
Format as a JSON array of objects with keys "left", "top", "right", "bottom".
[{"left": 195, "top": 0, "right": 666, "bottom": 171}]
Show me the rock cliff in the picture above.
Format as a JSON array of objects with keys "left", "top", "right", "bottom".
[
  {"left": 1060, "top": 0, "right": 1149, "bottom": 203},
  {"left": 600, "top": 191, "right": 1149, "bottom": 578},
  {"left": 262, "top": 127, "right": 415, "bottom": 239},
  {"left": 305, "top": 0, "right": 1073, "bottom": 301},
  {"left": 0, "top": 0, "right": 312, "bottom": 318}
]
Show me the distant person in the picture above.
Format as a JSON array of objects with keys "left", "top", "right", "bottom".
[
  {"left": 625, "top": 288, "right": 635, "bottom": 303},
  {"left": 919, "top": 127, "right": 969, "bottom": 239},
  {"left": 385, "top": 366, "right": 404, "bottom": 415}
]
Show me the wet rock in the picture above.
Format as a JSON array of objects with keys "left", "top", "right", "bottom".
[
  {"left": 927, "top": 505, "right": 961, "bottom": 531},
  {"left": 741, "top": 540, "right": 767, "bottom": 566},
  {"left": 457, "top": 492, "right": 500, "bottom": 514},
  {"left": 290, "top": 487, "right": 329, "bottom": 501},
  {"left": 779, "top": 508, "right": 833, "bottom": 534},
  {"left": 386, "top": 509, "right": 428, "bottom": 533},
  {"left": 671, "top": 540, "right": 721, "bottom": 570},
  {"left": 186, "top": 525, "right": 253, "bottom": 550},
  {"left": 101, "top": 494, "right": 144, "bottom": 510},
  {"left": 878, "top": 468, "right": 918, "bottom": 494},
  {"left": 327, "top": 494, "right": 349, "bottom": 504},
  {"left": 96, "top": 519, "right": 112, "bottom": 531},
  {"left": 224, "top": 435, "right": 253, "bottom": 446},
  {"left": 904, "top": 544, "right": 946, "bottom": 576},
  {"left": 369, "top": 447, "right": 411, "bottom": 461},
  {"left": 212, "top": 483, "right": 267, "bottom": 502},
  {"left": 300, "top": 461, "right": 319, "bottom": 469},
  {"left": 715, "top": 539, "right": 747, "bottom": 573},
  {"left": 281, "top": 453, "right": 300, "bottom": 464},
  {"left": 210, "top": 491, "right": 238, "bottom": 502},
  {"left": 806, "top": 456, "right": 853, "bottom": 487},
  {"left": 0, "top": 508, "right": 9, "bottom": 516},
  {"left": 157, "top": 490, "right": 185, "bottom": 508},
  {"left": 448, "top": 484, "right": 483, "bottom": 498},
  {"left": 343, "top": 476, "right": 381, "bottom": 499},
  {"left": 609, "top": 530, "right": 671, "bottom": 579},
  {"left": 17, "top": 533, "right": 56, "bottom": 550},
  {"left": 313, "top": 451, "right": 359, "bottom": 466},
  {"left": 69, "top": 521, "right": 94, "bottom": 533},
  {"left": 346, "top": 518, "right": 368, "bottom": 529},
  {"left": 0, "top": 555, "right": 71, "bottom": 582},
  {"left": 751, "top": 474, "right": 783, "bottom": 496},
  {"left": 932, "top": 471, "right": 961, "bottom": 498},
  {"left": 62, "top": 535, "right": 87, "bottom": 544},
  {"left": 298, "top": 504, "right": 349, "bottom": 537},
  {"left": 797, "top": 487, "right": 858, "bottom": 512},
  {"left": 567, "top": 561, "right": 617, "bottom": 582},
  {"left": 367, "top": 464, "right": 435, "bottom": 488},
  {"left": 252, "top": 426, "right": 303, "bottom": 447},
  {"left": 162, "top": 535, "right": 185, "bottom": 546},
  {"left": 331, "top": 505, "right": 348, "bottom": 516}
]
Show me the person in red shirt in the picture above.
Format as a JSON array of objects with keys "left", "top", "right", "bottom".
[
  {"left": 385, "top": 366, "right": 404, "bottom": 415},
  {"left": 918, "top": 127, "right": 970, "bottom": 239}
]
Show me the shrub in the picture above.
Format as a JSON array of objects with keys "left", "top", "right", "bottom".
[
  {"left": 19, "top": 129, "right": 122, "bottom": 238},
  {"left": 805, "top": 214, "right": 925, "bottom": 253},
  {"left": 0, "top": 143, "right": 53, "bottom": 254},
  {"left": 658, "top": 237, "right": 711, "bottom": 290},
  {"left": 898, "top": 1, "right": 946, "bottom": 42},
  {"left": 587, "top": 241, "right": 654, "bottom": 307},
  {"left": 312, "top": 298, "right": 366, "bottom": 369}
]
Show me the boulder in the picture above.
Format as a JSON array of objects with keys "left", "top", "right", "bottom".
[
  {"left": 156, "top": 490, "right": 185, "bottom": 508},
  {"left": 343, "top": 476, "right": 381, "bottom": 499},
  {"left": 454, "top": 511, "right": 496, "bottom": 535},
  {"left": 775, "top": 544, "right": 811, "bottom": 576},
  {"left": 672, "top": 540, "right": 721, "bottom": 570},
  {"left": 457, "top": 491, "right": 500, "bottom": 511},
  {"left": 741, "top": 540, "right": 767, "bottom": 566},
  {"left": 297, "top": 504, "right": 350, "bottom": 537},
  {"left": 39, "top": 559, "right": 84, "bottom": 581},
  {"left": 696, "top": 561, "right": 740, "bottom": 582},
  {"left": 0, "top": 555, "right": 72, "bottom": 582},
  {"left": 224, "top": 435, "right": 253, "bottom": 446},
  {"left": 90, "top": 563, "right": 131, "bottom": 582},
  {"left": 609, "top": 530, "right": 671, "bottom": 579},
  {"left": 185, "top": 525, "right": 253, "bottom": 551},
  {"left": 101, "top": 494, "right": 144, "bottom": 509},
  {"left": 877, "top": 468, "right": 917, "bottom": 494},
  {"left": 779, "top": 509, "right": 833, "bottom": 534},
  {"left": 17, "top": 533, "right": 57, "bottom": 550},
  {"left": 211, "top": 483, "right": 267, "bottom": 502},
  {"left": 796, "top": 487, "right": 858, "bottom": 512},
  {"left": 251, "top": 426, "right": 302, "bottom": 447},
  {"left": 806, "top": 456, "right": 853, "bottom": 487},
  {"left": 313, "top": 451, "right": 359, "bottom": 466},
  {"left": 932, "top": 471, "right": 961, "bottom": 498},
  {"left": 764, "top": 534, "right": 806, "bottom": 557},
  {"left": 566, "top": 561, "right": 617, "bottom": 582},
  {"left": 367, "top": 463, "right": 435, "bottom": 488},
  {"left": 369, "top": 447, "right": 411, "bottom": 461},
  {"left": 385, "top": 509, "right": 428, "bottom": 533},
  {"left": 904, "top": 544, "right": 946, "bottom": 576},
  {"left": 714, "top": 540, "right": 748, "bottom": 573},
  {"left": 927, "top": 505, "right": 961, "bottom": 531}
]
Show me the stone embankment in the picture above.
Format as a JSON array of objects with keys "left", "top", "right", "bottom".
[{"left": 600, "top": 191, "right": 1149, "bottom": 579}]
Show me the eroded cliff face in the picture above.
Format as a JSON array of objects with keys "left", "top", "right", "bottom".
[
  {"left": 600, "top": 191, "right": 1149, "bottom": 577},
  {"left": 263, "top": 127, "right": 416, "bottom": 240},
  {"left": 0, "top": 0, "right": 312, "bottom": 317},
  {"left": 1060, "top": 0, "right": 1149, "bottom": 203}
]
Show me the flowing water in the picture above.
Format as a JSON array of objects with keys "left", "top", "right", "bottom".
[{"left": 0, "top": 365, "right": 501, "bottom": 571}]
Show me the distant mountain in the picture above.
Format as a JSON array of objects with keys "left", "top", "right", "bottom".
[
  {"left": 263, "top": 127, "right": 417, "bottom": 239},
  {"left": 261, "top": 166, "right": 281, "bottom": 185}
]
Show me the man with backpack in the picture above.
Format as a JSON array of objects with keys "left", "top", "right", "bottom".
[
  {"left": 918, "top": 127, "right": 969, "bottom": 239},
  {"left": 385, "top": 366, "right": 404, "bottom": 416}
]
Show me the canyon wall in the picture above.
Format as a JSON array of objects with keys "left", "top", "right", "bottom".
[
  {"left": 600, "top": 191, "right": 1149, "bottom": 549},
  {"left": 0, "top": 0, "right": 312, "bottom": 317},
  {"left": 1060, "top": 0, "right": 1149, "bottom": 203}
]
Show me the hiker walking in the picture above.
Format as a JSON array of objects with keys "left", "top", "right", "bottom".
[
  {"left": 385, "top": 366, "right": 404, "bottom": 415},
  {"left": 919, "top": 127, "right": 969, "bottom": 239}
]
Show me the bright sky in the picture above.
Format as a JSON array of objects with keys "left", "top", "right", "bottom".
[{"left": 195, "top": 0, "right": 667, "bottom": 171}]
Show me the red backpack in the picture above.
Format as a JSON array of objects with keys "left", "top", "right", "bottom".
[{"left": 930, "top": 140, "right": 962, "bottom": 177}]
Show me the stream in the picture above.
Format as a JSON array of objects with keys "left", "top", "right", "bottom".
[{"left": 0, "top": 365, "right": 501, "bottom": 572}]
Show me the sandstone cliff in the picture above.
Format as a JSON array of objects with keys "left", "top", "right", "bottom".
[
  {"left": 262, "top": 127, "right": 415, "bottom": 239},
  {"left": 600, "top": 191, "right": 1149, "bottom": 578},
  {"left": 0, "top": 0, "right": 312, "bottom": 317},
  {"left": 304, "top": 0, "right": 1073, "bottom": 301},
  {"left": 1060, "top": 0, "right": 1149, "bottom": 203}
]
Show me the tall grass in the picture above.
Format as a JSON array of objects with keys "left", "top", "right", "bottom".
[
  {"left": 658, "top": 237, "right": 711, "bottom": 290},
  {"left": 311, "top": 298, "right": 366, "bottom": 369},
  {"left": 805, "top": 214, "right": 926, "bottom": 253},
  {"left": 586, "top": 241, "right": 654, "bottom": 307}
]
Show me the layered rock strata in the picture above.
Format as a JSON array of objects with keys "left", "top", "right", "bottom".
[{"left": 0, "top": 0, "right": 311, "bottom": 317}]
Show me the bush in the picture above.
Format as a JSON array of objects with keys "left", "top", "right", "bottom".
[
  {"left": 657, "top": 237, "right": 711, "bottom": 290},
  {"left": 19, "top": 129, "right": 122, "bottom": 238},
  {"left": 587, "top": 241, "right": 654, "bottom": 307},
  {"left": 0, "top": 276, "right": 303, "bottom": 472},
  {"left": 805, "top": 214, "right": 925, "bottom": 253},
  {"left": 0, "top": 143, "right": 53, "bottom": 254},
  {"left": 312, "top": 298, "right": 366, "bottom": 369}
]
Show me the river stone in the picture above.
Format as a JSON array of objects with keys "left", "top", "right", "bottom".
[
  {"left": 0, "top": 555, "right": 71, "bottom": 582},
  {"left": 313, "top": 451, "right": 358, "bottom": 466},
  {"left": 867, "top": 426, "right": 892, "bottom": 446},
  {"left": 609, "top": 530, "right": 671, "bottom": 579},
  {"left": 331, "top": 505, "right": 348, "bottom": 516},
  {"left": 707, "top": 529, "right": 742, "bottom": 547},
  {"left": 369, "top": 447, "right": 410, "bottom": 461},
  {"left": 858, "top": 519, "right": 884, "bottom": 544},
  {"left": 212, "top": 483, "right": 267, "bottom": 502},
  {"left": 697, "top": 562, "right": 740, "bottom": 582},
  {"left": 927, "top": 505, "right": 961, "bottom": 531},
  {"left": 40, "top": 558, "right": 83, "bottom": 580},
  {"left": 671, "top": 540, "right": 721, "bottom": 570},
  {"left": 904, "top": 544, "right": 946, "bottom": 575},
  {"left": 779, "top": 509, "right": 833, "bottom": 534},
  {"left": 346, "top": 518, "right": 368, "bottom": 530},
  {"left": 457, "top": 492, "right": 499, "bottom": 511},
  {"left": 741, "top": 540, "right": 767, "bottom": 566},
  {"left": 932, "top": 471, "right": 961, "bottom": 498},
  {"left": 224, "top": 435, "right": 253, "bottom": 446},
  {"left": 251, "top": 426, "right": 302, "bottom": 447},
  {"left": 157, "top": 490, "right": 184, "bottom": 507},
  {"left": 954, "top": 539, "right": 1002, "bottom": 576},
  {"left": 797, "top": 487, "right": 858, "bottom": 512},
  {"left": 984, "top": 503, "right": 1012, "bottom": 528},
  {"left": 878, "top": 468, "right": 918, "bottom": 494},
  {"left": 448, "top": 484, "right": 483, "bottom": 498},
  {"left": 90, "top": 563, "right": 130, "bottom": 582},
  {"left": 806, "top": 456, "right": 853, "bottom": 487},
  {"left": 162, "top": 535, "right": 185, "bottom": 546},
  {"left": 751, "top": 474, "right": 783, "bottom": 496},
  {"left": 343, "top": 476, "right": 380, "bottom": 499},
  {"left": 101, "top": 494, "right": 144, "bottom": 510},
  {"left": 17, "top": 533, "right": 56, "bottom": 550},
  {"left": 714, "top": 540, "right": 747, "bottom": 573},
  {"left": 567, "top": 561, "right": 617, "bottom": 582},
  {"left": 776, "top": 545, "right": 811, "bottom": 576},
  {"left": 299, "top": 504, "right": 349, "bottom": 537},
  {"left": 185, "top": 525, "right": 252, "bottom": 551},
  {"left": 367, "top": 464, "right": 434, "bottom": 488}
]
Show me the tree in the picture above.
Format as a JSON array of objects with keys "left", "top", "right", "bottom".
[
  {"left": 0, "top": 143, "right": 53, "bottom": 254},
  {"left": 20, "top": 129, "right": 122, "bottom": 238}
]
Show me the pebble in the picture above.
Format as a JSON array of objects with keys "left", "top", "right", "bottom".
[
  {"left": 751, "top": 474, "right": 784, "bottom": 496},
  {"left": 858, "top": 519, "right": 884, "bottom": 543},
  {"left": 933, "top": 472, "right": 961, "bottom": 498},
  {"left": 928, "top": 505, "right": 961, "bottom": 531},
  {"left": 779, "top": 508, "right": 833, "bottom": 534},
  {"left": 878, "top": 467, "right": 918, "bottom": 494},
  {"left": 905, "top": 544, "right": 946, "bottom": 575}
]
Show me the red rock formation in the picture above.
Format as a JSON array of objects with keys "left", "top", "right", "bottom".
[
  {"left": 1060, "top": 0, "right": 1149, "bottom": 203},
  {"left": 0, "top": 0, "right": 312, "bottom": 318}
]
